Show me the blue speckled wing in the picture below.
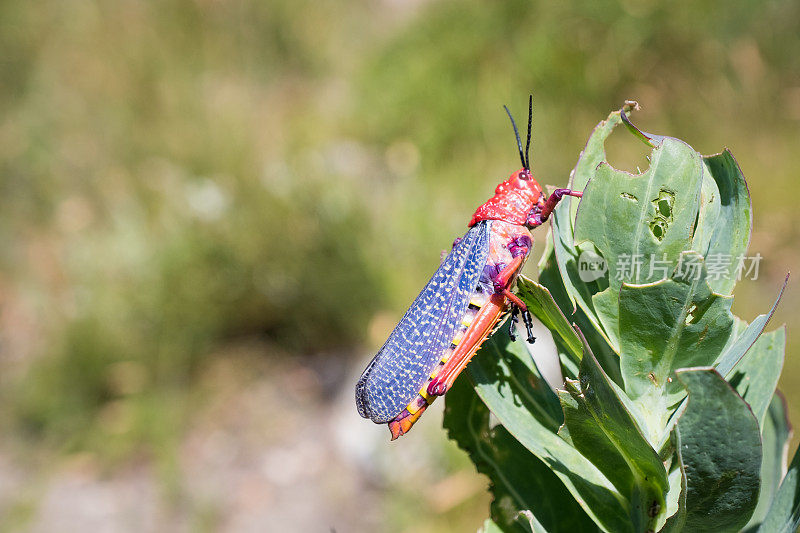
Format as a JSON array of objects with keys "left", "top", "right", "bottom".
[{"left": 355, "top": 221, "right": 492, "bottom": 423}]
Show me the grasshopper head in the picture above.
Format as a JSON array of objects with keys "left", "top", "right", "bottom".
[{"left": 468, "top": 168, "right": 543, "bottom": 226}]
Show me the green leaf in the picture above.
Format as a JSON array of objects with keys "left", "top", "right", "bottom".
[
  {"left": 618, "top": 253, "right": 734, "bottom": 439},
  {"left": 482, "top": 328, "right": 565, "bottom": 431},
  {"left": 691, "top": 150, "right": 752, "bottom": 295},
  {"left": 745, "top": 393, "right": 792, "bottom": 531},
  {"left": 715, "top": 274, "right": 788, "bottom": 377},
  {"left": 690, "top": 159, "right": 721, "bottom": 257},
  {"left": 466, "top": 330, "right": 631, "bottom": 532},
  {"left": 559, "top": 328, "right": 667, "bottom": 532},
  {"left": 729, "top": 326, "right": 786, "bottom": 426},
  {"left": 516, "top": 511, "right": 549, "bottom": 533},
  {"left": 660, "top": 462, "right": 687, "bottom": 532},
  {"left": 575, "top": 139, "right": 704, "bottom": 284},
  {"left": 479, "top": 519, "right": 505, "bottom": 533},
  {"left": 574, "top": 138, "right": 705, "bottom": 349},
  {"left": 516, "top": 276, "right": 582, "bottom": 365},
  {"left": 444, "top": 374, "right": 596, "bottom": 533},
  {"left": 757, "top": 438, "right": 800, "bottom": 533},
  {"left": 538, "top": 232, "right": 621, "bottom": 385},
  {"left": 571, "top": 304, "right": 623, "bottom": 386},
  {"left": 673, "top": 367, "right": 762, "bottom": 532}
]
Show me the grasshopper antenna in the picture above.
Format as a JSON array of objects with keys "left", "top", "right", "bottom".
[
  {"left": 504, "top": 104, "right": 527, "bottom": 170},
  {"left": 525, "top": 95, "right": 533, "bottom": 170}
]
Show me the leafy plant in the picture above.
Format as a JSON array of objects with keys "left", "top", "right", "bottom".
[{"left": 444, "top": 103, "right": 796, "bottom": 533}]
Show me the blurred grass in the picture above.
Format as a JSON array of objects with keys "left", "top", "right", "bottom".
[
  {"left": 0, "top": 0, "right": 798, "bottom": 530},
  {"left": 0, "top": 0, "right": 385, "bottom": 448}
]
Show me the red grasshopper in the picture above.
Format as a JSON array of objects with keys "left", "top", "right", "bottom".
[{"left": 356, "top": 97, "right": 582, "bottom": 439}]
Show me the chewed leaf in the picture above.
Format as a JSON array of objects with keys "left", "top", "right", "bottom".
[
  {"left": 618, "top": 253, "right": 734, "bottom": 441},
  {"left": 574, "top": 138, "right": 704, "bottom": 348}
]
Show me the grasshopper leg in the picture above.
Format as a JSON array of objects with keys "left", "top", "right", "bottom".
[
  {"left": 508, "top": 304, "right": 519, "bottom": 341},
  {"left": 521, "top": 308, "right": 536, "bottom": 344},
  {"left": 528, "top": 189, "right": 583, "bottom": 226},
  {"left": 502, "top": 289, "right": 535, "bottom": 344},
  {"left": 427, "top": 293, "right": 506, "bottom": 396}
]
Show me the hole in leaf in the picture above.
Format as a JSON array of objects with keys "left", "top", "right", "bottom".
[
  {"left": 685, "top": 304, "right": 698, "bottom": 325},
  {"left": 651, "top": 189, "right": 675, "bottom": 221},
  {"left": 649, "top": 189, "right": 675, "bottom": 242},
  {"left": 620, "top": 192, "right": 638, "bottom": 202},
  {"left": 658, "top": 199, "right": 671, "bottom": 217},
  {"left": 650, "top": 220, "right": 666, "bottom": 241},
  {"left": 604, "top": 122, "right": 654, "bottom": 173}
]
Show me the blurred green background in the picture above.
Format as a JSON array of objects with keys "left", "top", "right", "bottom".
[{"left": 0, "top": 0, "right": 798, "bottom": 531}]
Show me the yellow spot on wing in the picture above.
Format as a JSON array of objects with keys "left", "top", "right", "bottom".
[
  {"left": 451, "top": 330, "right": 465, "bottom": 347},
  {"left": 418, "top": 387, "right": 435, "bottom": 403}
]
